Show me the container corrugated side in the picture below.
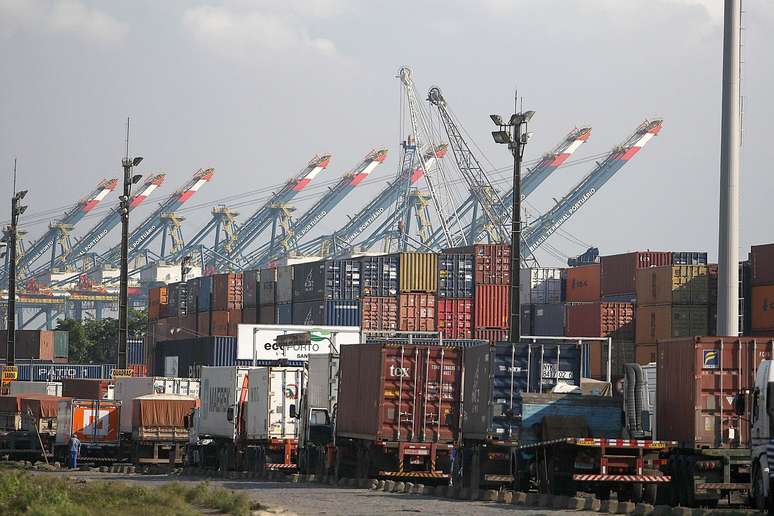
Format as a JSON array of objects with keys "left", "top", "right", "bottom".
[
  {"left": 530, "top": 303, "right": 565, "bottom": 336},
  {"left": 276, "top": 266, "right": 293, "bottom": 304},
  {"left": 519, "top": 268, "right": 565, "bottom": 305},
  {"left": 635, "top": 265, "right": 709, "bottom": 305},
  {"left": 276, "top": 303, "right": 292, "bottom": 325},
  {"left": 154, "top": 336, "right": 238, "bottom": 377},
  {"left": 259, "top": 268, "right": 277, "bottom": 306},
  {"left": 565, "top": 264, "right": 601, "bottom": 302},
  {"left": 751, "top": 243, "right": 774, "bottom": 286},
  {"left": 565, "top": 302, "right": 635, "bottom": 340},
  {"left": 398, "top": 252, "right": 438, "bottom": 293},
  {"left": 751, "top": 285, "right": 774, "bottom": 331},
  {"left": 359, "top": 255, "right": 399, "bottom": 297},
  {"left": 657, "top": 337, "right": 774, "bottom": 447},
  {"left": 360, "top": 296, "right": 398, "bottom": 331},
  {"left": 127, "top": 339, "right": 144, "bottom": 365},
  {"left": 197, "top": 276, "right": 212, "bottom": 312},
  {"left": 635, "top": 305, "right": 709, "bottom": 344},
  {"left": 672, "top": 252, "right": 708, "bottom": 265},
  {"left": 290, "top": 300, "right": 360, "bottom": 326},
  {"left": 600, "top": 251, "right": 672, "bottom": 297},
  {"left": 474, "top": 285, "right": 509, "bottom": 329},
  {"left": 443, "top": 244, "right": 510, "bottom": 284},
  {"left": 293, "top": 260, "right": 361, "bottom": 302},
  {"left": 53, "top": 331, "right": 69, "bottom": 359},
  {"left": 243, "top": 270, "right": 259, "bottom": 308},
  {"left": 438, "top": 254, "right": 473, "bottom": 298},
  {"left": 398, "top": 293, "right": 436, "bottom": 331},
  {"left": 437, "top": 298, "right": 472, "bottom": 339},
  {"left": 259, "top": 305, "right": 276, "bottom": 324},
  {"left": 212, "top": 272, "right": 244, "bottom": 311}
]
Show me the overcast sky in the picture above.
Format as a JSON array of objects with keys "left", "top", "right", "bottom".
[{"left": 1, "top": 0, "right": 772, "bottom": 266}]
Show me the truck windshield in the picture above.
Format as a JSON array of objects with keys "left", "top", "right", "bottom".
[{"left": 310, "top": 410, "right": 329, "bottom": 425}]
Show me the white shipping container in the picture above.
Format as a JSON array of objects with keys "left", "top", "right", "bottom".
[
  {"left": 276, "top": 266, "right": 294, "bottom": 304},
  {"left": 235, "top": 324, "right": 360, "bottom": 361},
  {"left": 246, "top": 367, "right": 304, "bottom": 441},
  {"left": 198, "top": 366, "right": 257, "bottom": 439},
  {"left": 115, "top": 377, "right": 201, "bottom": 433},
  {"left": 643, "top": 362, "right": 657, "bottom": 438},
  {"left": 306, "top": 354, "right": 339, "bottom": 413},
  {"left": 9, "top": 381, "right": 62, "bottom": 397},
  {"left": 520, "top": 268, "right": 565, "bottom": 305}
]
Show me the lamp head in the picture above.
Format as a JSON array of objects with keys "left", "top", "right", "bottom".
[
  {"left": 132, "top": 156, "right": 144, "bottom": 167},
  {"left": 490, "top": 114, "right": 504, "bottom": 126},
  {"left": 491, "top": 130, "right": 511, "bottom": 145}
]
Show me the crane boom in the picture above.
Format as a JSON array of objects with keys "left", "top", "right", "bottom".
[
  {"left": 427, "top": 86, "right": 509, "bottom": 243},
  {"left": 100, "top": 168, "right": 214, "bottom": 265},
  {"left": 247, "top": 148, "right": 388, "bottom": 267},
  {"left": 2, "top": 178, "right": 118, "bottom": 281},
  {"left": 524, "top": 119, "right": 663, "bottom": 253}
]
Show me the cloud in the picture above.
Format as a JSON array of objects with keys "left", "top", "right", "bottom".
[
  {"left": 182, "top": 4, "right": 338, "bottom": 60},
  {"left": 0, "top": 0, "right": 128, "bottom": 44}
]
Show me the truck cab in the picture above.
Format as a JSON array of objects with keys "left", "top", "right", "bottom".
[
  {"left": 749, "top": 359, "right": 774, "bottom": 509},
  {"left": 297, "top": 353, "right": 338, "bottom": 476}
]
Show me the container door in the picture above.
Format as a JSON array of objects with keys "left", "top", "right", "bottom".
[
  {"left": 418, "top": 347, "right": 459, "bottom": 443},
  {"left": 73, "top": 400, "right": 119, "bottom": 444},
  {"left": 382, "top": 346, "right": 420, "bottom": 441}
]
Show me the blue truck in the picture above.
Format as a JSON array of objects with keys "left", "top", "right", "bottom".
[{"left": 460, "top": 340, "right": 674, "bottom": 504}]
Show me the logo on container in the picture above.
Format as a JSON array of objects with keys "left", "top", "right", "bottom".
[
  {"left": 703, "top": 350, "right": 719, "bottom": 369},
  {"left": 389, "top": 365, "right": 410, "bottom": 377}
]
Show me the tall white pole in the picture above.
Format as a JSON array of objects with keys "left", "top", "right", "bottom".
[{"left": 717, "top": 0, "right": 741, "bottom": 336}]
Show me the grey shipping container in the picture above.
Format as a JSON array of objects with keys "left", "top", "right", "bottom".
[
  {"left": 243, "top": 270, "right": 259, "bottom": 308},
  {"left": 359, "top": 255, "right": 399, "bottom": 297},
  {"left": 276, "top": 303, "right": 292, "bottom": 324},
  {"left": 291, "top": 300, "right": 360, "bottom": 326},
  {"left": 259, "top": 305, "right": 276, "bottom": 324},
  {"left": 519, "top": 268, "right": 565, "bottom": 305},
  {"left": 259, "top": 268, "right": 277, "bottom": 306},
  {"left": 53, "top": 331, "right": 69, "bottom": 358},
  {"left": 438, "top": 254, "right": 474, "bottom": 298},
  {"left": 292, "top": 259, "right": 361, "bottom": 302},
  {"left": 276, "top": 266, "right": 293, "bottom": 304},
  {"left": 154, "top": 336, "right": 238, "bottom": 378},
  {"left": 197, "top": 276, "right": 213, "bottom": 312},
  {"left": 461, "top": 342, "right": 584, "bottom": 440},
  {"left": 530, "top": 303, "right": 566, "bottom": 336}
]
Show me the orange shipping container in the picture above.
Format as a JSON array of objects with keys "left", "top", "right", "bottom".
[
  {"left": 635, "top": 344, "right": 657, "bottom": 365},
  {"left": 565, "top": 264, "right": 601, "bottom": 302},
  {"left": 635, "top": 305, "right": 708, "bottom": 344},
  {"left": 751, "top": 285, "right": 774, "bottom": 331},
  {"left": 209, "top": 309, "right": 242, "bottom": 336},
  {"left": 474, "top": 284, "right": 510, "bottom": 329},
  {"left": 62, "top": 399, "right": 120, "bottom": 444},
  {"left": 398, "top": 293, "right": 436, "bottom": 331},
  {"left": 474, "top": 328, "right": 509, "bottom": 343},
  {"left": 361, "top": 297, "right": 398, "bottom": 331}
]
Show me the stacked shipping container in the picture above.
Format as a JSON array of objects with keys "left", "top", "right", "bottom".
[
  {"left": 751, "top": 244, "right": 774, "bottom": 335},
  {"left": 291, "top": 259, "right": 362, "bottom": 326}
]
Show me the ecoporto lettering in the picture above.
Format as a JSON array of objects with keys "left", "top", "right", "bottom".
[{"left": 263, "top": 342, "right": 321, "bottom": 353}]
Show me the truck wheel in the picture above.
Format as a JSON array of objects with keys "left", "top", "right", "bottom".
[
  {"left": 678, "top": 457, "right": 696, "bottom": 508},
  {"left": 630, "top": 483, "right": 644, "bottom": 503},
  {"left": 752, "top": 461, "right": 766, "bottom": 511}
]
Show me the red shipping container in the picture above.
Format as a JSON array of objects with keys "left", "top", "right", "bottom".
[
  {"left": 212, "top": 273, "right": 244, "bottom": 311},
  {"left": 210, "top": 309, "right": 242, "bottom": 336},
  {"left": 0, "top": 330, "right": 54, "bottom": 361},
  {"left": 474, "top": 284, "right": 509, "bottom": 329},
  {"left": 635, "top": 344, "right": 657, "bottom": 365},
  {"left": 751, "top": 243, "right": 774, "bottom": 286},
  {"left": 565, "top": 302, "right": 635, "bottom": 340},
  {"left": 197, "top": 312, "right": 210, "bottom": 336},
  {"left": 565, "top": 264, "right": 601, "bottom": 302},
  {"left": 474, "top": 328, "right": 509, "bottom": 343},
  {"left": 62, "top": 379, "right": 112, "bottom": 399},
  {"left": 657, "top": 337, "right": 774, "bottom": 448},
  {"left": 437, "top": 299, "right": 473, "bottom": 339},
  {"left": 443, "top": 244, "right": 510, "bottom": 285},
  {"left": 361, "top": 296, "right": 398, "bottom": 331},
  {"left": 600, "top": 251, "right": 672, "bottom": 297},
  {"left": 398, "top": 293, "right": 436, "bottom": 331},
  {"left": 336, "top": 343, "right": 463, "bottom": 443}
]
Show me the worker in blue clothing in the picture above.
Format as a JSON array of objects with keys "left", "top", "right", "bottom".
[{"left": 69, "top": 433, "right": 81, "bottom": 469}]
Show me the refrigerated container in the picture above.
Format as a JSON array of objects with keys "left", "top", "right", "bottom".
[
  {"left": 292, "top": 259, "right": 361, "bottom": 302},
  {"left": 246, "top": 367, "right": 303, "bottom": 441},
  {"left": 519, "top": 267, "right": 564, "bottom": 305},
  {"left": 398, "top": 252, "right": 437, "bottom": 293},
  {"left": 197, "top": 366, "right": 254, "bottom": 439},
  {"left": 438, "top": 254, "right": 473, "bottom": 298},
  {"left": 398, "top": 293, "right": 436, "bottom": 331},
  {"left": 565, "top": 263, "right": 601, "bottom": 302}
]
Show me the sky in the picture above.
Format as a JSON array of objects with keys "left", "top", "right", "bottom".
[{"left": 1, "top": 0, "right": 772, "bottom": 266}]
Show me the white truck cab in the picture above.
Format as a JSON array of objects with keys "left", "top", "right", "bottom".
[{"left": 749, "top": 359, "right": 774, "bottom": 509}]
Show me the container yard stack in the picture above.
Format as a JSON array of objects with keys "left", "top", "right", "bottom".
[
  {"left": 437, "top": 253, "right": 473, "bottom": 339},
  {"left": 291, "top": 259, "right": 362, "bottom": 326},
  {"left": 276, "top": 266, "right": 293, "bottom": 324},
  {"left": 397, "top": 253, "right": 437, "bottom": 332},
  {"left": 445, "top": 244, "right": 511, "bottom": 342},
  {"left": 635, "top": 262, "right": 710, "bottom": 363},
  {"left": 565, "top": 301, "right": 634, "bottom": 379},
  {"left": 707, "top": 261, "right": 751, "bottom": 336},
  {"left": 0, "top": 330, "right": 55, "bottom": 361},
  {"left": 359, "top": 254, "right": 399, "bottom": 331},
  {"left": 600, "top": 251, "right": 672, "bottom": 302},
  {"left": 242, "top": 270, "right": 260, "bottom": 324},
  {"left": 520, "top": 266, "right": 565, "bottom": 336},
  {"left": 154, "top": 336, "right": 238, "bottom": 377},
  {"left": 53, "top": 331, "right": 69, "bottom": 363},
  {"left": 259, "top": 268, "right": 278, "bottom": 324},
  {"left": 750, "top": 243, "right": 774, "bottom": 336}
]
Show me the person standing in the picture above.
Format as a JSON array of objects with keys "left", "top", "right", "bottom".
[{"left": 69, "top": 433, "right": 81, "bottom": 469}]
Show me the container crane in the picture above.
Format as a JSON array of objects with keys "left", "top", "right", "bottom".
[
  {"left": 1, "top": 179, "right": 118, "bottom": 283},
  {"left": 427, "top": 86, "right": 509, "bottom": 244},
  {"left": 100, "top": 168, "right": 214, "bottom": 266},
  {"left": 246, "top": 148, "right": 388, "bottom": 268},
  {"left": 34, "top": 174, "right": 167, "bottom": 274},
  {"left": 524, "top": 119, "right": 663, "bottom": 254},
  {"left": 303, "top": 144, "right": 447, "bottom": 257}
]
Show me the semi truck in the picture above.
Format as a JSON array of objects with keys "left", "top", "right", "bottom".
[
  {"left": 187, "top": 365, "right": 304, "bottom": 471},
  {"left": 0, "top": 393, "right": 62, "bottom": 460},
  {"left": 749, "top": 357, "right": 774, "bottom": 510},
  {"left": 460, "top": 338, "right": 673, "bottom": 503}
]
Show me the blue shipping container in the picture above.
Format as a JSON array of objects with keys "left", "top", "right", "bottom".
[
  {"left": 276, "top": 303, "right": 292, "bottom": 324},
  {"left": 462, "top": 342, "right": 584, "bottom": 440},
  {"left": 154, "top": 336, "right": 237, "bottom": 377},
  {"left": 127, "top": 339, "right": 144, "bottom": 365},
  {"left": 15, "top": 363, "right": 115, "bottom": 382},
  {"left": 290, "top": 300, "right": 360, "bottom": 326},
  {"left": 438, "top": 254, "right": 474, "bottom": 298},
  {"left": 197, "top": 276, "right": 212, "bottom": 312},
  {"left": 516, "top": 393, "right": 622, "bottom": 445},
  {"left": 292, "top": 260, "right": 362, "bottom": 302}
]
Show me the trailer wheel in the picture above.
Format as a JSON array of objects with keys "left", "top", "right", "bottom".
[{"left": 677, "top": 456, "right": 696, "bottom": 508}]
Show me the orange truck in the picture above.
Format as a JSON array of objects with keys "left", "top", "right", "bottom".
[{"left": 55, "top": 399, "right": 121, "bottom": 464}]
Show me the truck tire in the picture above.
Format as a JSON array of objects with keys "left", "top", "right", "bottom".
[{"left": 752, "top": 460, "right": 766, "bottom": 511}]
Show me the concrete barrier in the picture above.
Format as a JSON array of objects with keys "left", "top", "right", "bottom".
[
  {"left": 567, "top": 497, "right": 586, "bottom": 510},
  {"left": 393, "top": 481, "right": 406, "bottom": 493},
  {"left": 512, "top": 491, "right": 528, "bottom": 505},
  {"left": 617, "top": 501, "right": 636, "bottom": 514},
  {"left": 498, "top": 491, "right": 512, "bottom": 503},
  {"left": 601, "top": 500, "right": 618, "bottom": 513},
  {"left": 420, "top": 485, "right": 434, "bottom": 496},
  {"left": 585, "top": 497, "right": 602, "bottom": 511},
  {"left": 376, "top": 480, "right": 386, "bottom": 490},
  {"left": 383, "top": 480, "right": 395, "bottom": 492},
  {"left": 404, "top": 482, "right": 415, "bottom": 494},
  {"left": 481, "top": 490, "right": 498, "bottom": 502},
  {"left": 633, "top": 503, "right": 654, "bottom": 516},
  {"left": 669, "top": 508, "right": 692, "bottom": 516}
]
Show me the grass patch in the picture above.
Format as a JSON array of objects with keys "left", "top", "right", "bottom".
[{"left": 0, "top": 469, "right": 254, "bottom": 516}]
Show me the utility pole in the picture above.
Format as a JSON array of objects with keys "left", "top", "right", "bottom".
[
  {"left": 5, "top": 159, "right": 28, "bottom": 371},
  {"left": 118, "top": 119, "right": 143, "bottom": 370},
  {"left": 490, "top": 104, "right": 535, "bottom": 343},
  {"left": 717, "top": 0, "right": 741, "bottom": 336}
]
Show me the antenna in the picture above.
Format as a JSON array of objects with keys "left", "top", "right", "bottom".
[
  {"left": 125, "top": 117, "right": 130, "bottom": 161},
  {"left": 12, "top": 158, "right": 17, "bottom": 197}
]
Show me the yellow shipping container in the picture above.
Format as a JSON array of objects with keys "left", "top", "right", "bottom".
[
  {"left": 635, "top": 265, "right": 709, "bottom": 305},
  {"left": 398, "top": 252, "right": 438, "bottom": 293}
]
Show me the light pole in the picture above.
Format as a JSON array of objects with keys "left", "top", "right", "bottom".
[
  {"left": 181, "top": 255, "right": 193, "bottom": 283},
  {"left": 118, "top": 122, "right": 143, "bottom": 371},
  {"left": 490, "top": 108, "right": 535, "bottom": 344},
  {"left": 5, "top": 184, "right": 28, "bottom": 367}
]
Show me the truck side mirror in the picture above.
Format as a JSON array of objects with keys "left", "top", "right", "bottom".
[
  {"left": 733, "top": 392, "right": 746, "bottom": 416},
  {"left": 289, "top": 404, "right": 297, "bottom": 419},
  {"left": 227, "top": 407, "right": 235, "bottom": 422}
]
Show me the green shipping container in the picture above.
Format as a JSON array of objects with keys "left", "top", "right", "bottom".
[{"left": 53, "top": 331, "right": 69, "bottom": 358}]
